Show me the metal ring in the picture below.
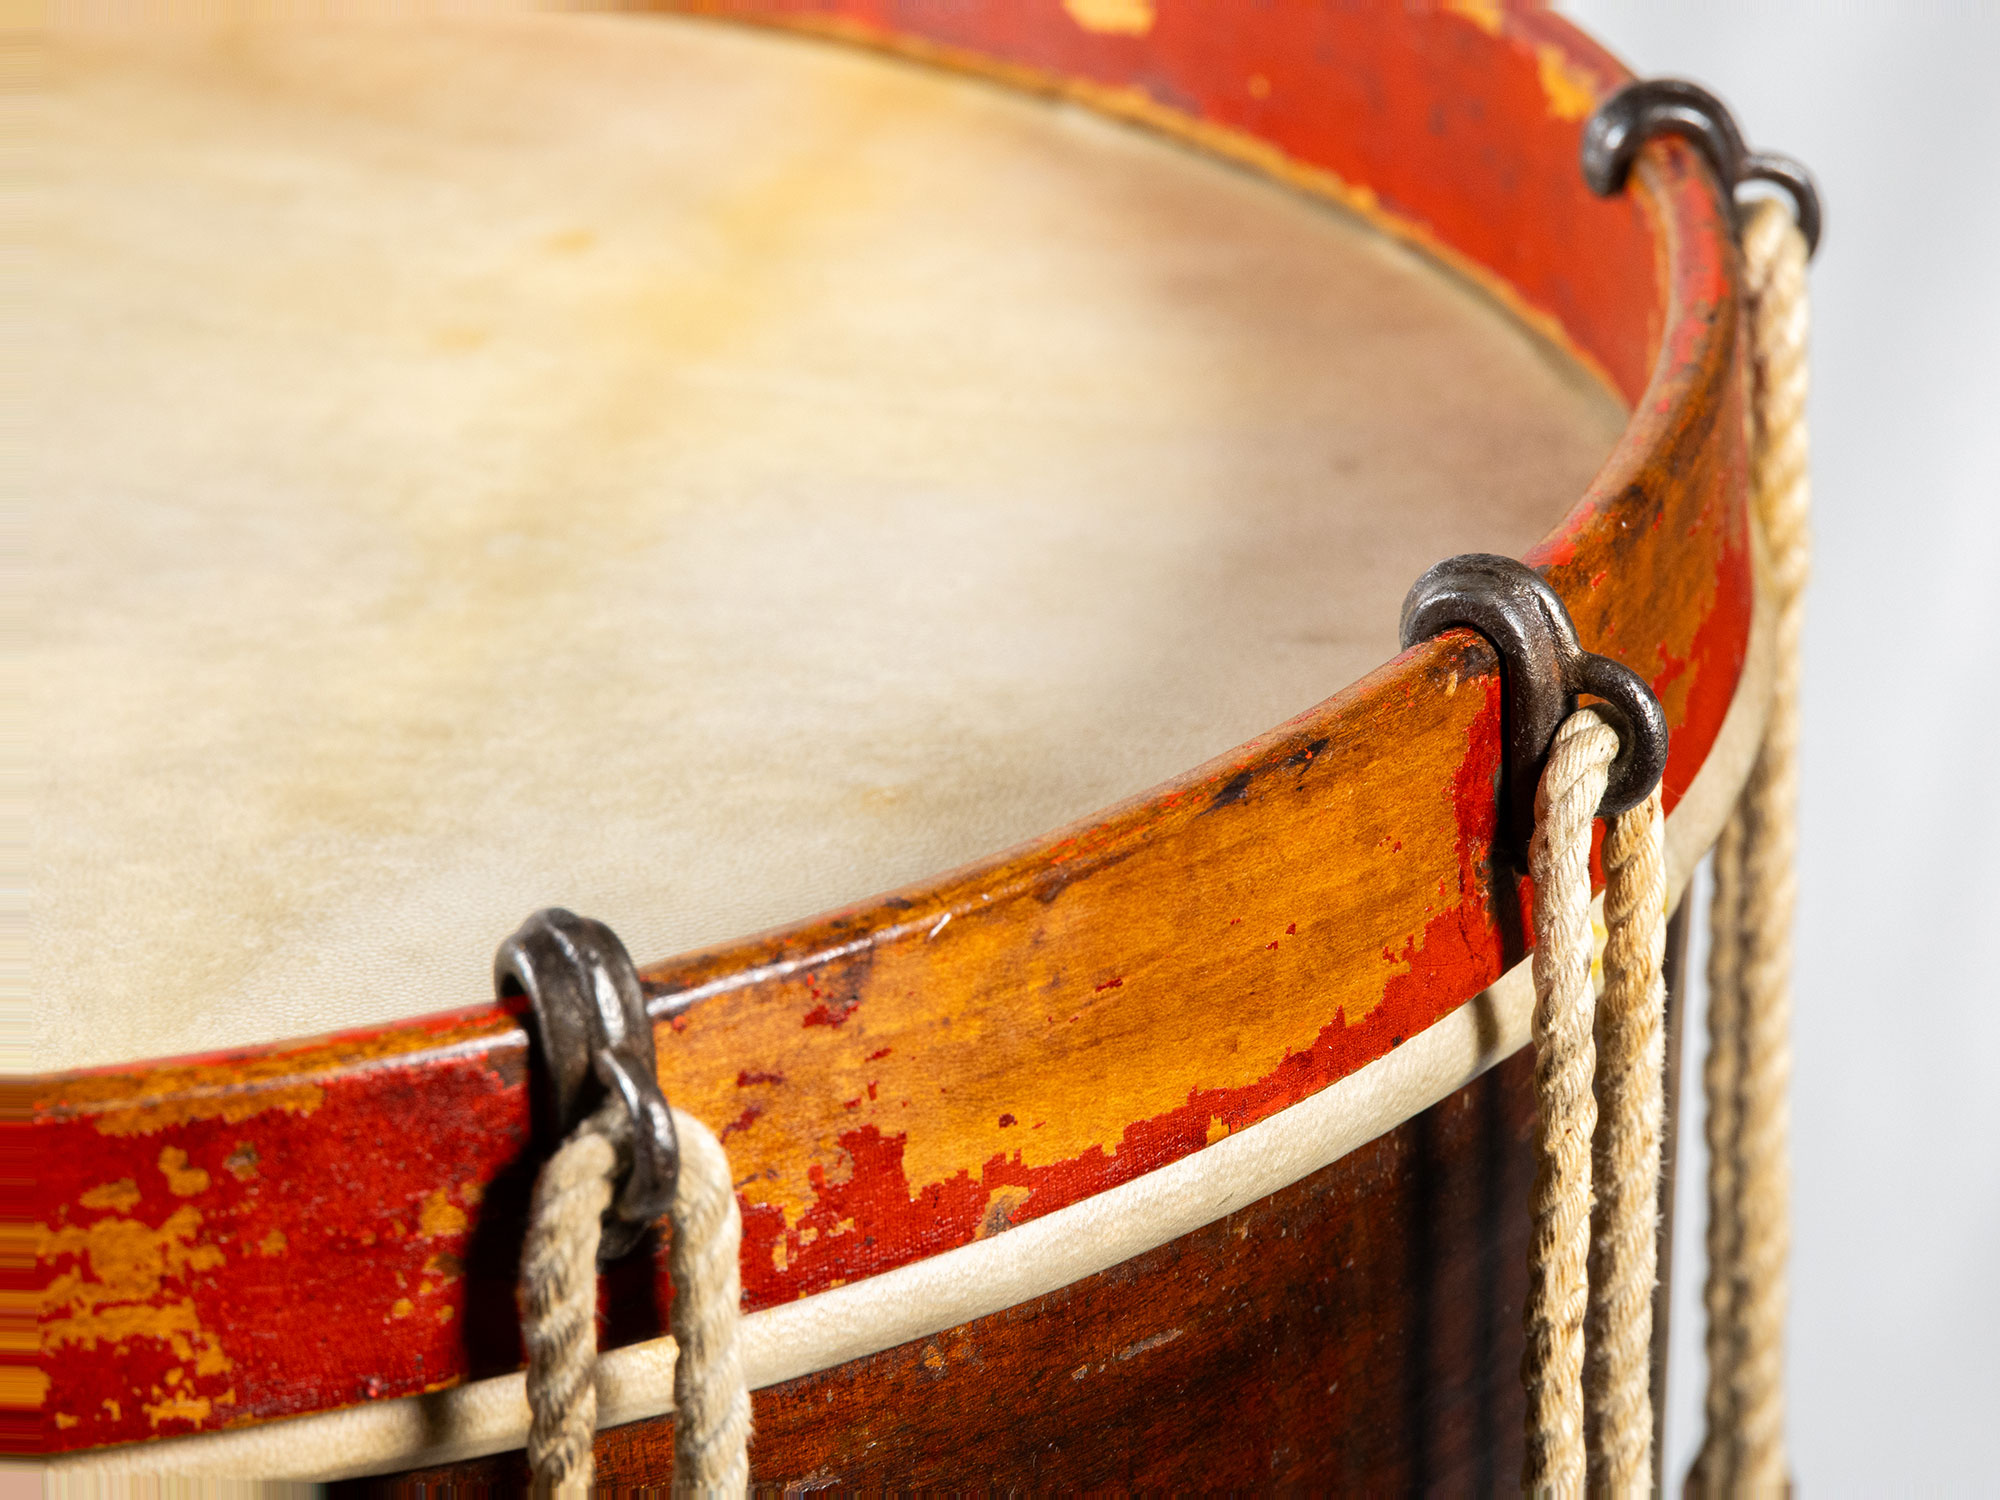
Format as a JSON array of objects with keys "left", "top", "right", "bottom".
[
  {"left": 1400, "top": 554, "right": 1669, "bottom": 867},
  {"left": 497, "top": 908, "right": 679, "bottom": 1265},
  {"left": 1582, "top": 77, "right": 1822, "bottom": 257}
]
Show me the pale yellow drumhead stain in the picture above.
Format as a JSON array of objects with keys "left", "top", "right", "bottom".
[{"left": 26, "top": 12, "right": 1622, "bottom": 1073}]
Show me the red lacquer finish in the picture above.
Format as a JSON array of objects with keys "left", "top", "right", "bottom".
[{"left": 25, "top": 0, "right": 1751, "bottom": 1457}]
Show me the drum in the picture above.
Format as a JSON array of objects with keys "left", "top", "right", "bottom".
[{"left": 27, "top": 2, "right": 1767, "bottom": 1484}]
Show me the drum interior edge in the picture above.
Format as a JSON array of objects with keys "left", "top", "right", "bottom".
[{"left": 31, "top": 9, "right": 1622, "bottom": 1076}]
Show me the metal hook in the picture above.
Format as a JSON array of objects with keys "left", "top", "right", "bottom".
[
  {"left": 1582, "top": 77, "right": 1822, "bottom": 258},
  {"left": 498, "top": 908, "right": 679, "bottom": 1264},
  {"left": 1400, "top": 554, "right": 1668, "bottom": 869}
]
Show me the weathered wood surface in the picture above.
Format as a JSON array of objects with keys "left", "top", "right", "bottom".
[
  {"left": 359, "top": 1048, "right": 1540, "bottom": 1492},
  {"left": 26, "top": 0, "right": 1748, "bottom": 1456}
]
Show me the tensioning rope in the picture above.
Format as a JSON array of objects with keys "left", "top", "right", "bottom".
[
  {"left": 1524, "top": 194, "right": 1810, "bottom": 1498},
  {"left": 1694, "top": 194, "right": 1811, "bottom": 1497},
  {"left": 1522, "top": 710, "right": 1668, "bottom": 1494},
  {"left": 520, "top": 1103, "right": 750, "bottom": 1495}
]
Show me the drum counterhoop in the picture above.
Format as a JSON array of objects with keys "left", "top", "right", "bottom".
[{"left": 29, "top": 2, "right": 1796, "bottom": 1484}]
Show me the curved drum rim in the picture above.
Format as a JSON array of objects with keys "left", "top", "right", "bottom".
[
  {"left": 47, "top": 520, "right": 1778, "bottom": 1479},
  {"left": 29, "top": 3, "right": 1754, "bottom": 1461}
]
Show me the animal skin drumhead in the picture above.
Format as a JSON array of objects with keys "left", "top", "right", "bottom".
[{"left": 26, "top": 10, "right": 1624, "bottom": 1074}]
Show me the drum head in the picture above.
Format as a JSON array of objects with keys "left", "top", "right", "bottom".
[{"left": 29, "top": 11, "right": 1622, "bottom": 1073}]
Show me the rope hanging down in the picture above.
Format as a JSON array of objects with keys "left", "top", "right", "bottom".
[
  {"left": 521, "top": 1103, "right": 750, "bottom": 1496},
  {"left": 1521, "top": 710, "right": 1668, "bottom": 1494},
  {"left": 1694, "top": 195, "right": 1810, "bottom": 1497}
]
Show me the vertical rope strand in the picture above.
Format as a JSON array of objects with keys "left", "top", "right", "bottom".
[
  {"left": 669, "top": 1109, "right": 752, "bottom": 1495},
  {"left": 1694, "top": 194, "right": 1810, "bottom": 1496},
  {"left": 1727, "top": 195, "right": 1811, "bottom": 1494},
  {"left": 1587, "top": 784, "right": 1668, "bottom": 1495},
  {"left": 521, "top": 1104, "right": 750, "bottom": 1497},
  {"left": 1696, "top": 811, "right": 1748, "bottom": 1491},
  {"left": 520, "top": 1103, "right": 626, "bottom": 1497},
  {"left": 1523, "top": 709, "right": 1620, "bottom": 1495}
]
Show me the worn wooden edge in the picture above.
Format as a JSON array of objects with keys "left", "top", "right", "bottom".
[
  {"left": 24, "top": 2, "right": 1752, "bottom": 1455},
  {"left": 42, "top": 540, "right": 1774, "bottom": 1479}
]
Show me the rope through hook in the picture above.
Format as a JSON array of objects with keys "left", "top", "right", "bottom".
[
  {"left": 520, "top": 1102, "right": 750, "bottom": 1496},
  {"left": 1521, "top": 711, "right": 1668, "bottom": 1494}
]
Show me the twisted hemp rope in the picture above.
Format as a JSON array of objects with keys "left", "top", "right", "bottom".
[
  {"left": 1694, "top": 195, "right": 1811, "bottom": 1497},
  {"left": 520, "top": 1102, "right": 750, "bottom": 1495},
  {"left": 1589, "top": 779, "right": 1667, "bottom": 1495},
  {"left": 1523, "top": 709, "right": 1669, "bottom": 1495}
]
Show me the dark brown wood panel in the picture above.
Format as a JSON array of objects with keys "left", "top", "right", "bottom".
[{"left": 363, "top": 1046, "right": 1536, "bottom": 1493}]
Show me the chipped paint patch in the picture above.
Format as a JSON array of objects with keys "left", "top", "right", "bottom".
[
  {"left": 143, "top": 1392, "right": 213, "bottom": 1428},
  {"left": 975, "top": 1184, "right": 1034, "bottom": 1239},
  {"left": 157, "top": 1147, "right": 209, "bottom": 1197},
  {"left": 39, "top": 1199, "right": 238, "bottom": 1431},
  {"left": 1062, "top": 0, "right": 1153, "bottom": 37},
  {"left": 1536, "top": 44, "right": 1599, "bottom": 122},
  {"left": 78, "top": 1179, "right": 140, "bottom": 1212},
  {"left": 1443, "top": 0, "right": 1504, "bottom": 37},
  {"left": 417, "top": 1189, "right": 468, "bottom": 1239},
  {"left": 87, "top": 1083, "right": 325, "bottom": 1139},
  {"left": 41, "top": 1206, "right": 224, "bottom": 1340}
]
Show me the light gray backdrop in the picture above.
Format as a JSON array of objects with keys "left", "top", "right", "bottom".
[{"left": 1559, "top": 5, "right": 2000, "bottom": 1492}]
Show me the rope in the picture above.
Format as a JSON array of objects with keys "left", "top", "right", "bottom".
[
  {"left": 1523, "top": 710, "right": 1670, "bottom": 1495},
  {"left": 669, "top": 1108, "right": 753, "bottom": 1495},
  {"left": 1694, "top": 195, "right": 1810, "bottom": 1496},
  {"left": 521, "top": 1101, "right": 623, "bottom": 1494},
  {"left": 1588, "top": 782, "right": 1667, "bottom": 1494},
  {"left": 520, "top": 1103, "right": 750, "bottom": 1496},
  {"left": 1522, "top": 710, "right": 1615, "bottom": 1495},
  {"left": 1700, "top": 811, "right": 1746, "bottom": 1476}
]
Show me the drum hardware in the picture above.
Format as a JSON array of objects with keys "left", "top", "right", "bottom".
[
  {"left": 1583, "top": 77, "right": 1823, "bottom": 258},
  {"left": 1400, "top": 553, "right": 1670, "bottom": 867},
  {"left": 496, "top": 909, "right": 679, "bottom": 1265}
]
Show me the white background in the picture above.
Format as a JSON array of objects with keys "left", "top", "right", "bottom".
[{"left": 1561, "top": 5, "right": 2000, "bottom": 1490}]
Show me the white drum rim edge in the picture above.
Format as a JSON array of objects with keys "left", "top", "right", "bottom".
[{"left": 41, "top": 521, "right": 1777, "bottom": 1483}]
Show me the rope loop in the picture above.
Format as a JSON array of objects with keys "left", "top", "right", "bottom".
[
  {"left": 519, "top": 1103, "right": 750, "bottom": 1497},
  {"left": 1522, "top": 707, "right": 1669, "bottom": 1496}
]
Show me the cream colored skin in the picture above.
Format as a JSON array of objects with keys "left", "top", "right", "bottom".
[{"left": 27, "top": 10, "right": 1622, "bottom": 1075}]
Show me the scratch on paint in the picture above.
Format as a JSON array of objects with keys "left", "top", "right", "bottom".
[{"left": 1115, "top": 1327, "right": 1185, "bottom": 1361}]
